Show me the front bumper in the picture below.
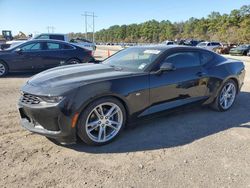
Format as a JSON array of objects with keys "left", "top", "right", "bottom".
[{"left": 18, "top": 100, "right": 77, "bottom": 144}]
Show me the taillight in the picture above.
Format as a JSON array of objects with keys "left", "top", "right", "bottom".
[{"left": 86, "top": 50, "right": 92, "bottom": 56}]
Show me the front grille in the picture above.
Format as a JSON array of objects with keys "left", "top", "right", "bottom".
[{"left": 20, "top": 93, "right": 41, "bottom": 105}]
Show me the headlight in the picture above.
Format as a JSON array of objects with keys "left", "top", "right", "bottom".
[{"left": 40, "top": 96, "right": 64, "bottom": 103}]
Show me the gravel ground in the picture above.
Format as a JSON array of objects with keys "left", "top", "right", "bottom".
[{"left": 0, "top": 48, "right": 249, "bottom": 188}]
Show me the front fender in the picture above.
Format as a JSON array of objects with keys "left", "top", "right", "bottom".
[{"left": 71, "top": 74, "right": 150, "bottom": 120}]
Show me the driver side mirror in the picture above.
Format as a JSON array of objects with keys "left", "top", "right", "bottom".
[{"left": 15, "top": 48, "right": 23, "bottom": 54}]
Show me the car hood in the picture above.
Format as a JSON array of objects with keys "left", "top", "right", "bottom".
[
  {"left": 22, "top": 63, "right": 136, "bottom": 96},
  {"left": 0, "top": 49, "right": 11, "bottom": 54}
]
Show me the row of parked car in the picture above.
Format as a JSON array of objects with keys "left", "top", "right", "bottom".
[
  {"left": 104, "top": 40, "right": 250, "bottom": 56},
  {"left": 162, "top": 40, "right": 250, "bottom": 56},
  {"left": 0, "top": 33, "right": 97, "bottom": 77}
]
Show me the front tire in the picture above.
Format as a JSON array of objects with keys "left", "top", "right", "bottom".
[
  {"left": 0, "top": 61, "right": 8, "bottom": 77},
  {"left": 211, "top": 79, "right": 237, "bottom": 111},
  {"left": 77, "top": 97, "right": 126, "bottom": 145}
]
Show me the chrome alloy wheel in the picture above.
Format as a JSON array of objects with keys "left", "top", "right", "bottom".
[
  {"left": 0, "top": 63, "right": 6, "bottom": 76},
  {"left": 85, "top": 102, "right": 123, "bottom": 143},
  {"left": 219, "top": 82, "right": 236, "bottom": 110}
]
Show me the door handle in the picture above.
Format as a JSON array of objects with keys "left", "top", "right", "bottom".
[{"left": 196, "top": 72, "right": 206, "bottom": 77}]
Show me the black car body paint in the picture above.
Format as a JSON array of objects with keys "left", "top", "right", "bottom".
[
  {"left": 18, "top": 46, "right": 245, "bottom": 144},
  {"left": 0, "top": 39, "right": 93, "bottom": 74}
]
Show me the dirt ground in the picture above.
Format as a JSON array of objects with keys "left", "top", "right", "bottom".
[{"left": 0, "top": 48, "right": 250, "bottom": 188}]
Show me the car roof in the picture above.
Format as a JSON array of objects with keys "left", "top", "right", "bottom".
[
  {"left": 36, "top": 33, "right": 66, "bottom": 36},
  {"left": 129, "top": 45, "right": 205, "bottom": 51},
  {"left": 26, "top": 39, "right": 71, "bottom": 44}
]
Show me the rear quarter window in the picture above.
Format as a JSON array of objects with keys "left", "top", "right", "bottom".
[
  {"left": 164, "top": 52, "right": 200, "bottom": 69},
  {"left": 200, "top": 51, "right": 214, "bottom": 65},
  {"left": 47, "top": 42, "right": 61, "bottom": 50},
  {"left": 63, "top": 44, "right": 74, "bottom": 49}
]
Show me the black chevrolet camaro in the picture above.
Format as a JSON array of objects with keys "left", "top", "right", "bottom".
[{"left": 18, "top": 46, "right": 245, "bottom": 145}]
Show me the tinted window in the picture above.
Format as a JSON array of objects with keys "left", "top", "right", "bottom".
[
  {"left": 200, "top": 51, "right": 214, "bottom": 65},
  {"left": 35, "top": 35, "right": 49, "bottom": 39},
  {"left": 211, "top": 42, "right": 220, "bottom": 46},
  {"left": 63, "top": 44, "right": 74, "bottom": 49},
  {"left": 47, "top": 42, "right": 60, "bottom": 50},
  {"left": 164, "top": 52, "right": 200, "bottom": 69},
  {"left": 198, "top": 42, "right": 207, "bottom": 47},
  {"left": 21, "top": 42, "right": 42, "bottom": 51},
  {"left": 50, "top": 35, "right": 64, "bottom": 41}
]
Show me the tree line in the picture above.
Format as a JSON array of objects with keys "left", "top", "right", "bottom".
[{"left": 92, "top": 5, "right": 249, "bottom": 44}]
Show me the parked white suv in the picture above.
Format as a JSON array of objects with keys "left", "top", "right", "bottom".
[
  {"left": 197, "top": 42, "right": 221, "bottom": 51},
  {"left": 163, "top": 40, "right": 175, "bottom": 45},
  {"left": 34, "top": 33, "right": 96, "bottom": 52}
]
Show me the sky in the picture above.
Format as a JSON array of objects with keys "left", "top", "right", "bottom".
[{"left": 0, "top": 0, "right": 249, "bottom": 35}]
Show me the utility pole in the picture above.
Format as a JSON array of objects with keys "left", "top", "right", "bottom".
[
  {"left": 92, "top": 12, "right": 95, "bottom": 43},
  {"left": 85, "top": 12, "right": 88, "bottom": 39},
  {"left": 51, "top": 26, "right": 55, "bottom": 33},
  {"left": 46, "top": 26, "right": 55, "bottom": 33},
  {"left": 81, "top": 12, "right": 97, "bottom": 42}
]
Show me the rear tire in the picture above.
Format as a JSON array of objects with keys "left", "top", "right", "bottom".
[
  {"left": 77, "top": 97, "right": 126, "bottom": 146},
  {"left": 210, "top": 79, "right": 237, "bottom": 111},
  {"left": 66, "top": 58, "right": 81, "bottom": 65},
  {"left": 0, "top": 61, "right": 8, "bottom": 77}
]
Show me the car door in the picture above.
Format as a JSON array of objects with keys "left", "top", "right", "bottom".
[
  {"left": 207, "top": 43, "right": 214, "bottom": 51},
  {"left": 41, "top": 42, "right": 65, "bottom": 68},
  {"left": 10, "top": 42, "right": 43, "bottom": 71},
  {"left": 148, "top": 50, "right": 208, "bottom": 114}
]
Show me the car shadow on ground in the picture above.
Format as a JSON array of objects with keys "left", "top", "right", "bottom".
[
  {"left": 3, "top": 72, "right": 37, "bottom": 78},
  {"left": 67, "top": 91, "right": 250, "bottom": 153}
]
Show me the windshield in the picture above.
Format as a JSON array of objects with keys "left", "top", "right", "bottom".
[
  {"left": 102, "top": 47, "right": 163, "bottom": 71},
  {"left": 197, "top": 42, "right": 207, "bottom": 47}
]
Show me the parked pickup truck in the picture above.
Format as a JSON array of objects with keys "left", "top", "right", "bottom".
[
  {"left": 3, "top": 33, "right": 96, "bottom": 52},
  {"left": 34, "top": 33, "right": 96, "bottom": 52}
]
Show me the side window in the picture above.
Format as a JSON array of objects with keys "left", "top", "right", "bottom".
[
  {"left": 47, "top": 42, "right": 61, "bottom": 50},
  {"left": 163, "top": 52, "right": 200, "bottom": 69},
  {"left": 21, "top": 43, "right": 41, "bottom": 51},
  {"left": 63, "top": 44, "right": 74, "bottom": 49},
  {"left": 35, "top": 35, "right": 49, "bottom": 39},
  {"left": 200, "top": 51, "right": 214, "bottom": 65},
  {"left": 50, "top": 35, "right": 65, "bottom": 41},
  {"left": 211, "top": 42, "right": 219, "bottom": 46},
  {"left": 207, "top": 43, "right": 211, "bottom": 46}
]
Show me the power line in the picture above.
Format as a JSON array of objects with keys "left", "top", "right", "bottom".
[{"left": 81, "top": 12, "right": 97, "bottom": 42}]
